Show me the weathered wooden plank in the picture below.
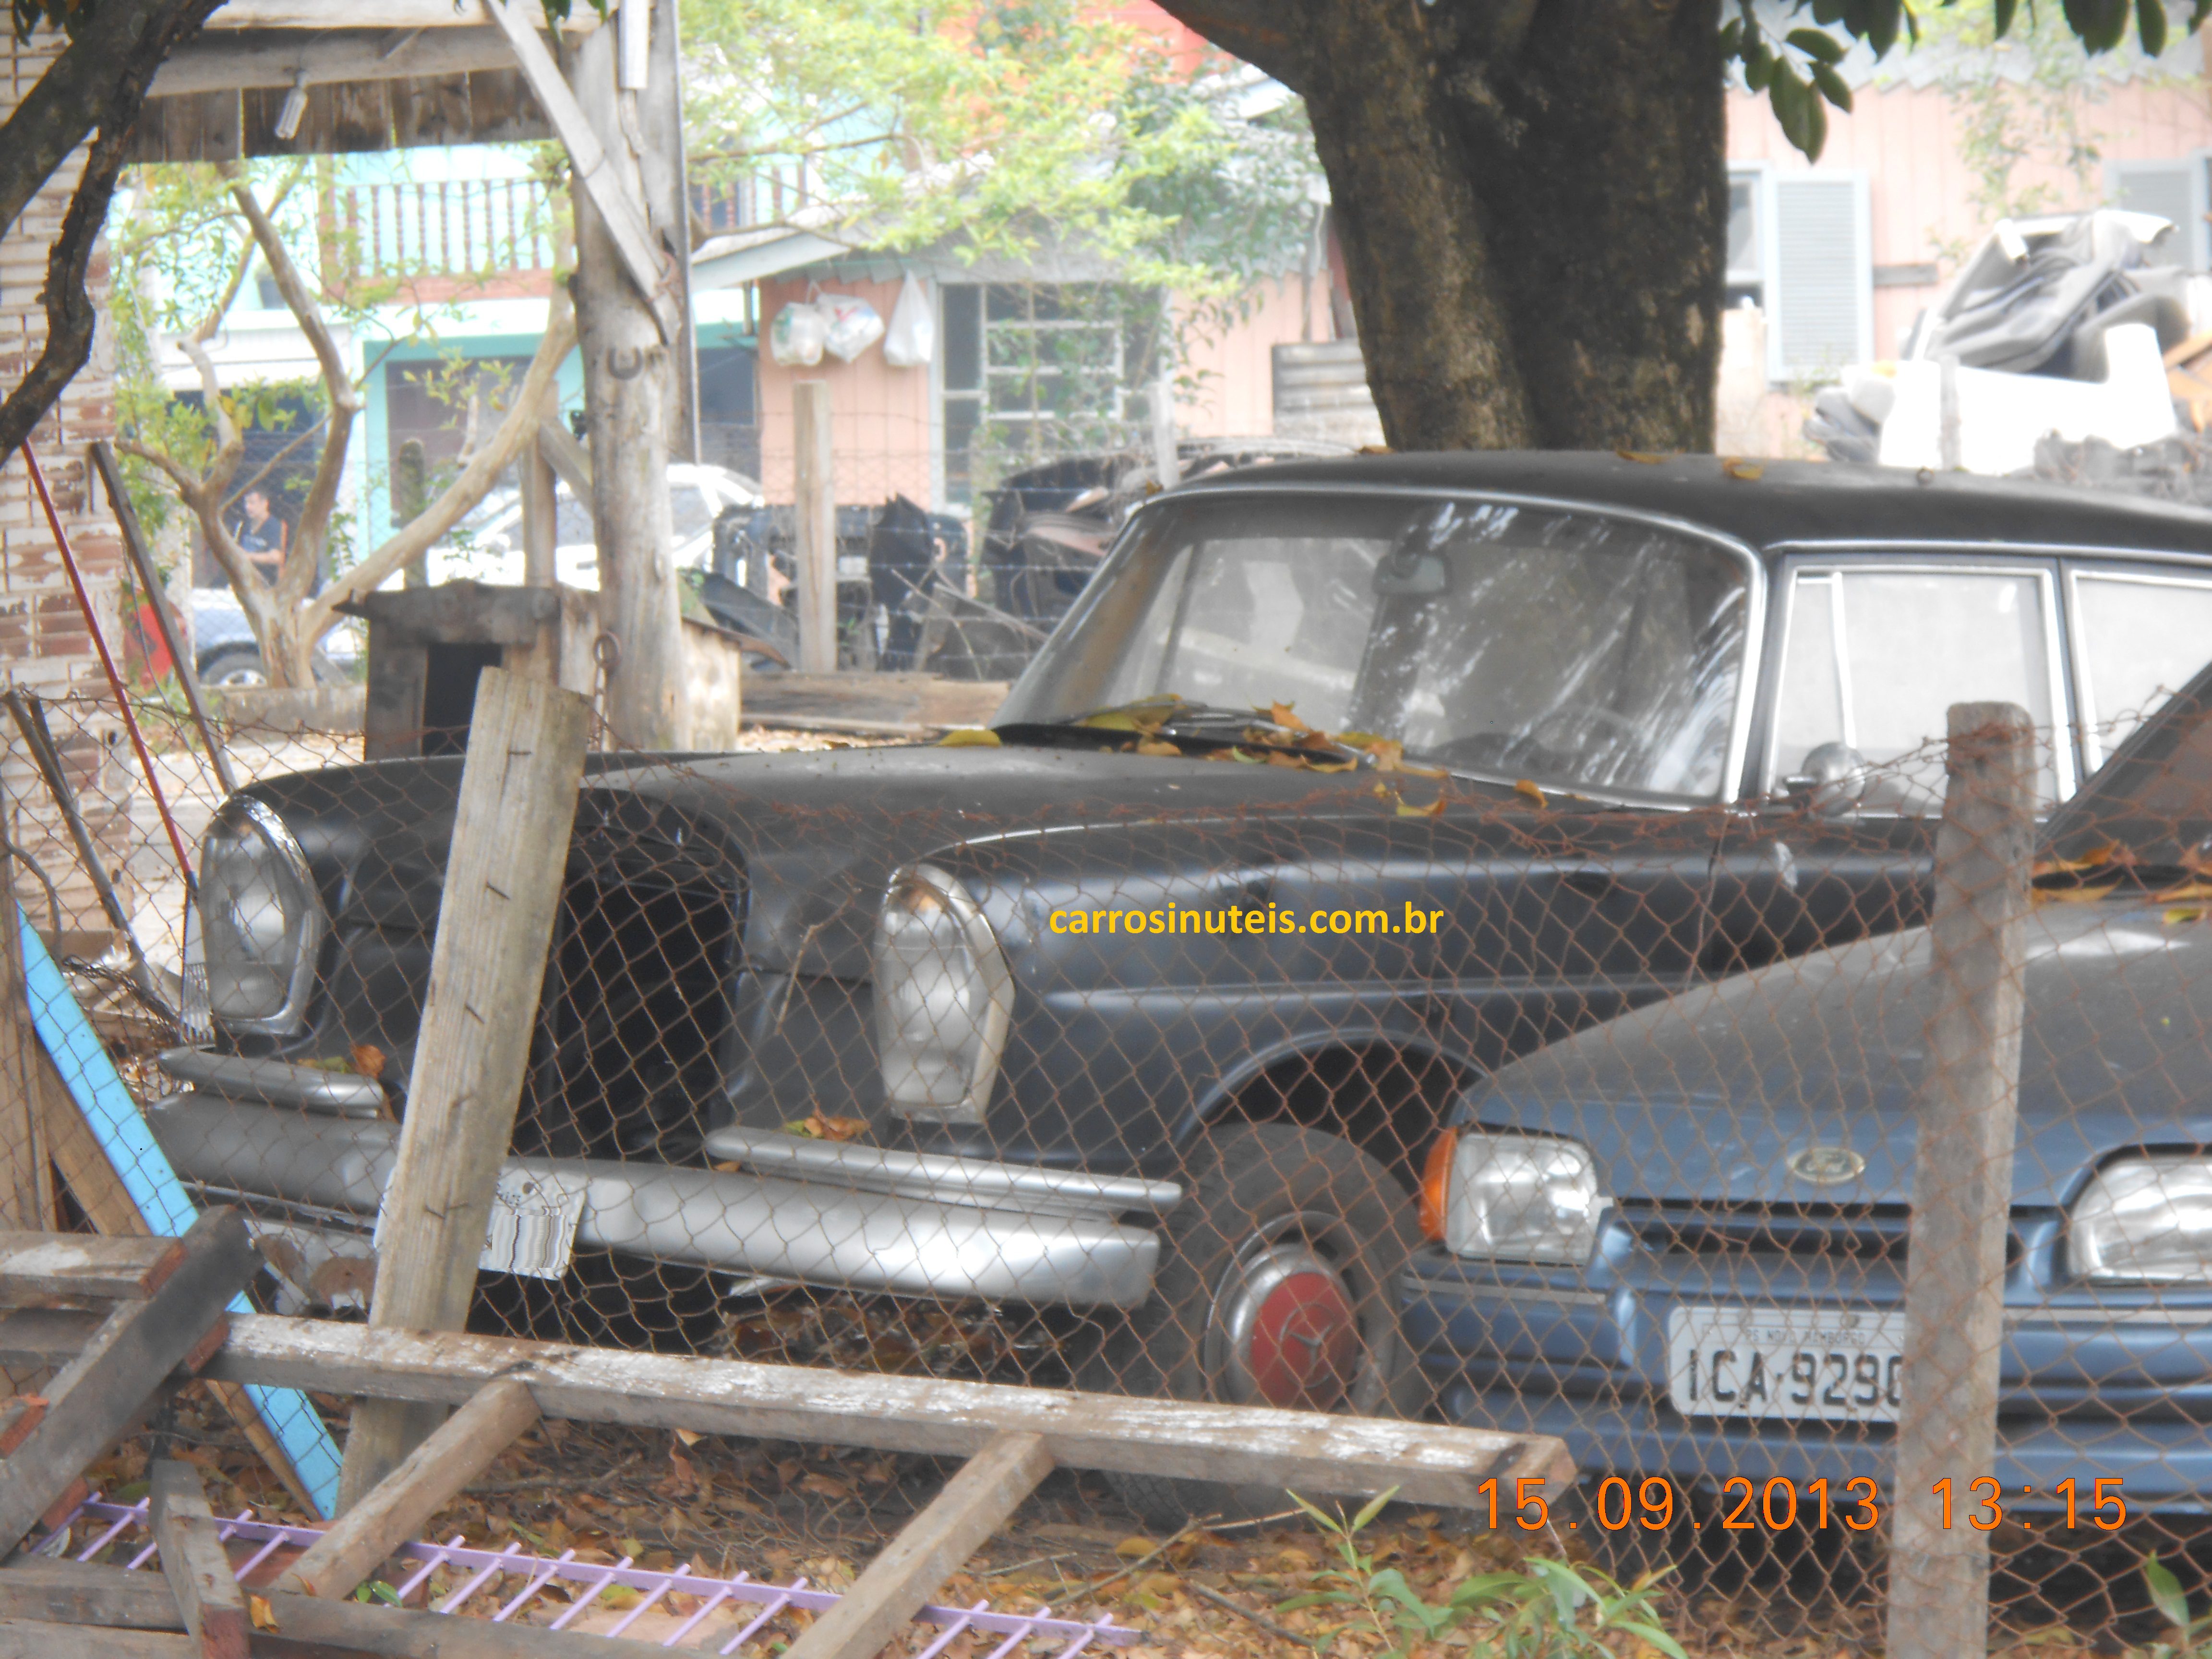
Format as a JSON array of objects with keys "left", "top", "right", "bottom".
[
  {"left": 0, "top": 1211, "right": 257, "bottom": 1555},
  {"left": 785, "top": 1430, "right": 1053, "bottom": 1659},
  {"left": 279, "top": 1379, "right": 537, "bottom": 1599},
  {"left": 204, "top": 0, "right": 601, "bottom": 30},
  {"left": 0, "top": 1307, "right": 102, "bottom": 1367},
  {"left": 0, "top": 1231, "right": 184, "bottom": 1303},
  {"left": 148, "top": 1461, "right": 249, "bottom": 1659},
  {"left": 0, "top": 1618, "right": 192, "bottom": 1659},
  {"left": 214, "top": 1317, "right": 1573, "bottom": 1509},
  {"left": 338, "top": 669, "right": 589, "bottom": 1509},
  {"left": 1888, "top": 703, "right": 2037, "bottom": 1659},
  {"left": 0, "top": 1560, "right": 682, "bottom": 1655},
  {"left": 0, "top": 792, "right": 51, "bottom": 1234}
]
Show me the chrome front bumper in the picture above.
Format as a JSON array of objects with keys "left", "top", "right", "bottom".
[{"left": 147, "top": 1063, "right": 1172, "bottom": 1310}]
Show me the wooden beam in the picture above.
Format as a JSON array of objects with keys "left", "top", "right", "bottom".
[
  {"left": 0, "top": 1210, "right": 257, "bottom": 1555},
  {"left": 0, "top": 1560, "right": 680, "bottom": 1655},
  {"left": 535, "top": 415, "right": 590, "bottom": 499},
  {"left": 1887, "top": 702, "right": 2036, "bottom": 1659},
  {"left": 213, "top": 1316, "right": 1573, "bottom": 1509},
  {"left": 154, "top": 25, "right": 524, "bottom": 97},
  {"left": 147, "top": 1461, "right": 248, "bottom": 1659},
  {"left": 279, "top": 1380, "right": 537, "bottom": 1599},
  {"left": 0, "top": 1232, "right": 185, "bottom": 1304},
  {"left": 0, "top": 1620, "right": 191, "bottom": 1659},
  {"left": 784, "top": 1430, "right": 1053, "bottom": 1659},
  {"left": 203, "top": 0, "right": 600, "bottom": 29},
  {"left": 338, "top": 669, "right": 589, "bottom": 1510},
  {"left": 0, "top": 806, "right": 51, "bottom": 1234},
  {"left": 480, "top": 0, "right": 666, "bottom": 303}
]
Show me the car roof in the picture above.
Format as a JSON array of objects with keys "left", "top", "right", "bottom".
[{"left": 1169, "top": 450, "right": 2212, "bottom": 559}]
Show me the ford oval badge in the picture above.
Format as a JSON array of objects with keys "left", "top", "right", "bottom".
[{"left": 1788, "top": 1144, "right": 1866, "bottom": 1186}]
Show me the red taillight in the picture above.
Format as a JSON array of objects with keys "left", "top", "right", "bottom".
[{"left": 1419, "top": 1129, "right": 1457, "bottom": 1242}]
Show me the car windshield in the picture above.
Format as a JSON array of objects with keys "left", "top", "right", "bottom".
[{"left": 997, "top": 493, "right": 1753, "bottom": 802}]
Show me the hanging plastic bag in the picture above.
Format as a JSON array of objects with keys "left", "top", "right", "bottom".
[
  {"left": 770, "top": 301, "right": 829, "bottom": 366},
  {"left": 817, "top": 293, "right": 887, "bottom": 363},
  {"left": 882, "top": 274, "right": 935, "bottom": 369}
]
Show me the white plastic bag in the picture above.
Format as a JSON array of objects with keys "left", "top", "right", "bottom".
[
  {"left": 818, "top": 293, "right": 887, "bottom": 363},
  {"left": 770, "top": 301, "right": 829, "bottom": 366},
  {"left": 882, "top": 274, "right": 935, "bottom": 369}
]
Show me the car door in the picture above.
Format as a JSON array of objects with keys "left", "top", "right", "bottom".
[{"left": 1708, "top": 553, "right": 2071, "bottom": 964}]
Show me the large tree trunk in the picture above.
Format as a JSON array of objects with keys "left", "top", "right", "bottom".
[{"left": 1158, "top": 0, "right": 1726, "bottom": 454}]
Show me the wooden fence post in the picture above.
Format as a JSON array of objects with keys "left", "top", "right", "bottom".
[
  {"left": 337, "top": 668, "right": 589, "bottom": 1511},
  {"left": 794, "top": 379, "right": 836, "bottom": 674},
  {"left": 0, "top": 800, "right": 50, "bottom": 1233},
  {"left": 1886, "top": 701, "right": 2037, "bottom": 1659}
]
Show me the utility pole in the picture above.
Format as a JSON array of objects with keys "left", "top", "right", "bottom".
[{"left": 562, "top": 0, "right": 687, "bottom": 747}]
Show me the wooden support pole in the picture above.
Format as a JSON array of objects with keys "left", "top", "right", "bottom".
[
  {"left": 784, "top": 1430, "right": 1053, "bottom": 1659},
  {"left": 147, "top": 1461, "right": 248, "bottom": 1659},
  {"left": 279, "top": 1379, "right": 538, "bottom": 1599},
  {"left": 793, "top": 379, "right": 835, "bottom": 674},
  {"left": 1886, "top": 701, "right": 2036, "bottom": 1659},
  {"left": 338, "top": 669, "right": 589, "bottom": 1511},
  {"left": 519, "top": 429, "right": 559, "bottom": 590},
  {"left": 568, "top": 16, "right": 686, "bottom": 748},
  {"left": 0, "top": 815, "right": 49, "bottom": 1233}
]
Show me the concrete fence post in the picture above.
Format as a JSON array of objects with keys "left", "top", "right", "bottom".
[
  {"left": 794, "top": 379, "right": 836, "bottom": 674},
  {"left": 1886, "top": 700, "right": 2037, "bottom": 1659}
]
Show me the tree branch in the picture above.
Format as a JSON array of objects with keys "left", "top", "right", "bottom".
[
  {"left": 1146, "top": 0, "right": 1304, "bottom": 88},
  {"left": 0, "top": 0, "right": 232, "bottom": 467},
  {"left": 306, "top": 284, "right": 577, "bottom": 634},
  {"left": 220, "top": 160, "right": 360, "bottom": 615}
]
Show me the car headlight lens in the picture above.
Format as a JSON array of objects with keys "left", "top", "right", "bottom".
[
  {"left": 872, "top": 863, "right": 1013, "bottom": 1123},
  {"left": 198, "top": 797, "right": 324, "bottom": 1034},
  {"left": 2071, "top": 1157, "right": 2212, "bottom": 1283},
  {"left": 1440, "top": 1130, "right": 1605, "bottom": 1264}
]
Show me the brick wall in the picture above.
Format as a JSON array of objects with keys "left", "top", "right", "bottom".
[{"left": 0, "top": 31, "right": 144, "bottom": 951}]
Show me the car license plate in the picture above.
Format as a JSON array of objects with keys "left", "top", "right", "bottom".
[{"left": 1666, "top": 1306, "right": 1907, "bottom": 1424}]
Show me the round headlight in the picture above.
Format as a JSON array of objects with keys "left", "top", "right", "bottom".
[
  {"left": 2071, "top": 1157, "right": 2212, "bottom": 1283},
  {"left": 1443, "top": 1131, "right": 1605, "bottom": 1265},
  {"left": 198, "top": 796, "right": 324, "bottom": 1034},
  {"left": 872, "top": 863, "right": 1013, "bottom": 1122}
]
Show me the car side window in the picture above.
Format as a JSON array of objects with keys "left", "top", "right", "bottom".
[
  {"left": 1771, "top": 565, "right": 2063, "bottom": 812},
  {"left": 2070, "top": 569, "right": 2212, "bottom": 770}
]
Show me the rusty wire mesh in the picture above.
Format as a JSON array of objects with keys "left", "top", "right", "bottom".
[{"left": 12, "top": 481, "right": 2212, "bottom": 1656}]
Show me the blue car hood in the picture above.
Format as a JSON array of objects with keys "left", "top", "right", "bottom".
[{"left": 1464, "top": 898, "right": 2212, "bottom": 1209}]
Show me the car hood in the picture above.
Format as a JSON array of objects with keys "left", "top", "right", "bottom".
[
  {"left": 1464, "top": 897, "right": 2212, "bottom": 1209},
  {"left": 257, "top": 740, "right": 1534, "bottom": 977}
]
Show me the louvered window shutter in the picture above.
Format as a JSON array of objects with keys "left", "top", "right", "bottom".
[
  {"left": 1767, "top": 172, "right": 1872, "bottom": 380},
  {"left": 2107, "top": 157, "right": 2208, "bottom": 270}
]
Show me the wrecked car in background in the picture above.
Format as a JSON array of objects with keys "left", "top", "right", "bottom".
[
  {"left": 156, "top": 452, "right": 2212, "bottom": 1512},
  {"left": 1404, "top": 659, "right": 2212, "bottom": 1513}
]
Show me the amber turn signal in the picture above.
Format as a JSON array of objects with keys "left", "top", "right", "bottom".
[{"left": 1419, "top": 1128, "right": 1457, "bottom": 1242}]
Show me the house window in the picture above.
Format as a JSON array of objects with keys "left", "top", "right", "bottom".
[
  {"left": 938, "top": 283, "right": 1162, "bottom": 504},
  {"left": 2107, "top": 156, "right": 2212, "bottom": 270},
  {"left": 1726, "top": 172, "right": 1764, "bottom": 308}
]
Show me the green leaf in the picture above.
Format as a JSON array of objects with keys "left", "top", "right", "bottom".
[
  {"left": 1286, "top": 1490, "right": 1339, "bottom": 1533},
  {"left": 1993, "top": 0, "right": 2020, "bottom": 36},
  {"left": 1745, "top": 50, "right": 1775, "bottom": 91},
  {"left": 2193, "top": 0, "right": 2212, "bottom": 32},
  {"left": 1769, "top": 67, "right": 1812, "bottom": 155},
  {"left": 1803, "top": 86, "right": 1830, "bottom": 157},
  {"left": 1787, "top": 25, "right": 1848, "bottom": 59},
  {"left": 2138, "top": 0, "right": 2168, "bottom": 52},
  {"left": 1813, "top": 0, "right": 1849, "bottom": 22},
  {"left": 1813, "top": 61, "right": 1855, "bottom": 110},
  {"left": 1618, "top": 1622, "right": 1691, "bottom": 1659},
  {"left": 1866, "top": 0, "right": 1904, "bottom": 53},
  {"left": 2147, "top": 1555, "right": 2192, "bottom": 1630},
  {"left": 1349, "top": 1486, "right": 1399, "bottom": 1533}
]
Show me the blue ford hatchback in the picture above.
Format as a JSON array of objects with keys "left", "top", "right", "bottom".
[{"left": 1403, "top": 662, "right": 2212, "bottom": 1515}]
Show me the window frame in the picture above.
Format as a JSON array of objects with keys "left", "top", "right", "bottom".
[
  {"left": 1759, "top": 553, "right": 2074, "bottom": 809},
  {"left": 2063, "top": 559, "right": 2212, "bottom": 771}
]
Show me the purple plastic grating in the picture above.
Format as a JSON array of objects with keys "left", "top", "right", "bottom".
[{"left": 46, "top": 1496, "right": 1141, "bottom": 1654}]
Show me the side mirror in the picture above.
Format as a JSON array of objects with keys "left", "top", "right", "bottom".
[
  {"left": 1783, "top": 741, "right": 1872, "bottom": 818},
  {"left": 1373, "top": 548, "right": 1451, "bottom": 599}
]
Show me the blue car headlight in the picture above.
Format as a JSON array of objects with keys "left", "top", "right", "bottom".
[
  {"left": 1441, "top": 1130, "right": 1605, "bottom": 1265},
  {"left": 2071, "top": 1157, "right": 2212, "bottom": 1283}
]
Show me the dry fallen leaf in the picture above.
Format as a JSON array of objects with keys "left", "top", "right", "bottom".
[
  {"left": 1395, "top": 791, "right": 1447, "bottom": 819},
  {"left": 2168, "top": 903, "right": 2211, "bottom": 925},
  {"left": 937, "top": 728, "right": 1001, "bottom": 747},
  {"left": 1514, "top": 779, "right": 1548, "bottom": 809},
  {"left": 1266, "top": 701, "right": 1312, "bottom": 733},
  {"left": 1115, "top": 1536, "right": 1158, "bottom": 1560},
  {"left": 247, "top": 1596, "right": 278, "bottom": 1632},
  {"left": 799, "top": 1471, "right": 855, "bottom": 1501},
  {"left": 673, "top": 1427, "right": 702, "bottom": 1447},
  {"left": 1614, "top": 448, "right": 1666, "bottom": 464},
  {"left": 1135, "top": 737, "right": 1180, "bottom": 757},
  {"left": 1721, "top": 457, "right": 1764, "bottom": 481},
  {"left": 348, "top": 1044, "right": 385, "bottom": 1081},
  {"left": 784, "top": 1112, "right": 869, "bottom": 1142}
]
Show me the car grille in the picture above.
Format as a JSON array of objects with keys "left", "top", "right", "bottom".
[
  {"left": 1615, "top": 1200, "right": 1913, "bottom": 1268},
  {"left": 514, "top": 795, "right": 745, "bottom": 1163}
]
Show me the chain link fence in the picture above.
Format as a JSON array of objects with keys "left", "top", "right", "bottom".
[{"left": 9, "top": 607, "right": 2212, "bottom": 1653}]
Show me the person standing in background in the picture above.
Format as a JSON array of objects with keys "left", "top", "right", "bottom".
[{"left": 234, "top": 489, "right": 287, "bottom": 584}]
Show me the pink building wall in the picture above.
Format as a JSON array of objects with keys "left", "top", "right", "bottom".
[
  {"left": 1175, "top": 278, "right": 1321, "bottom": 438},
  {"left": 1727, "top": 60, "right": 2212, "bottom": 359},
  {"left": 754, "top": 274, "right": 937, "bottom": 508}
]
